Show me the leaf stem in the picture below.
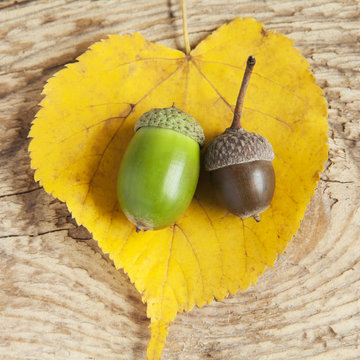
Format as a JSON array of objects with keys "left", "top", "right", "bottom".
[
  {"left": 181, "top": 0, "right": 191, "bottom": 55},
  {"left": 231, "top": 56, "right": 256, "bottom": 129}
]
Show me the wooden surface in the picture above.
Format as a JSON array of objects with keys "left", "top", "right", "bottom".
[{"left": 1, "top": 0, "right": 359, "bottom": 359}]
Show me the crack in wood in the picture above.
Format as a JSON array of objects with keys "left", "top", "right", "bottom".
[
  {"left": 0, "top": 227, "right": 69, "bottom": 239},
  {"left": 0, "top": 187, "right": 41, "bottom": 199}
]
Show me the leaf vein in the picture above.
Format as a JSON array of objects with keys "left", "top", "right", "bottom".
[
  {"left": 193, "top": 59, "right": 294, "bottom": 132},
  {"left": 159, "top": 226, "right": 175, "bottom": 319},
  {"left": 132, "top": 233, "right": 159, "bottom": 267},
  {"left": 194, "top": 197, "right": 225, "bottom": 290},
  {"left": 57, "top": 105, "right": 134, "bottom": 144},
  {"left": 191, "top": 60, "right": 233, "bottom": 113},
  {"left": 195, "top": 58, "right": 307, "bottom": 104},
  {"left": 78, "top": 64, "right": 185, "bottom": 219},
  {"left": 172, "top": 259, "right": 190, "bottom": 310},
  {"left": 175, "top": 223, "right": 205, "bottom": 299},
  {"left": 118, "top": 227, "right": 135, "bottom": 258},
  {"left": 242, "top": 223, "right": 268, "bottom": 265},
  {"left": 97, "top": 57, "right": 184, "bottom": 76},
  {"left": 244, "top": 106, "right": 294, "bottom": 132}
]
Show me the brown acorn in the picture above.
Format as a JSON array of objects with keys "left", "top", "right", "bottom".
[{"left": 204, "top": 56, "right": 275, "bottom": 222}]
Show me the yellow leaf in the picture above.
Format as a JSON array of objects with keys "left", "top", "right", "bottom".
[{"left": 29, "top": 17, "right": 328, "bottom": 359}]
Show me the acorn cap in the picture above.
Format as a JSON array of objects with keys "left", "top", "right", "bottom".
[
  {"left": 135, "top": 106, "right": 205, "bottom": 147},
  {"left": 204, "top": 127, "right": 274, "bottom": 171}
]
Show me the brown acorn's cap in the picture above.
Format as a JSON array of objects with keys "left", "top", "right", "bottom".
[
  {"left": 135, "top": 106, "right": 205, "bottom": 147},
  {"left": 204, "top": 128, "right": 274, "bottom": 171}
]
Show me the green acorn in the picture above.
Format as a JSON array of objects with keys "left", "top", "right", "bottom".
[{"left": 117, "top": 106, "right": 205, "bottom": 231}]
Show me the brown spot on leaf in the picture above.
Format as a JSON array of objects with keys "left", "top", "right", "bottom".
[{"left": 261, "top": 27, "right": 268, "bottom": 36}]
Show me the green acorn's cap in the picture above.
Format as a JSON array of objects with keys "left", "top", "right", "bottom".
[{"left": 135, "top": 106, "right": 205, "bottom": 147}]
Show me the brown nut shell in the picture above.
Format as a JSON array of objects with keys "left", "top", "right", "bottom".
[{"left": 210, "top": 160, "right": 275, "bottom": 219}]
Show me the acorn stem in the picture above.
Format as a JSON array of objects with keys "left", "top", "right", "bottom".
[
  {"left": 181, "top": 0, "right": 191, "bottom": 55},
  {"left": 231, "top": 56, "right": 256, "bottom": 129}
]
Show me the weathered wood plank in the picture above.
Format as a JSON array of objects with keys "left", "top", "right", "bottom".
[{"left": 0, "top": 0, "right": 359, "bottom": 359}]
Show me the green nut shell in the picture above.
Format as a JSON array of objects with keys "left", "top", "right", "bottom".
[
  {"left": 135, "top": 106, "right": 205, "bottom": 146},
  {"left": 117, "top": 107, "right": 204, "bottom": 231}
]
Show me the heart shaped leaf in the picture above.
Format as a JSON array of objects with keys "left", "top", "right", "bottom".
[{"left": 29, "top": 17, "right": 328, "bottom": 359}]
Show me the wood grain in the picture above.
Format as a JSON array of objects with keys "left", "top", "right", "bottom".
[{"left": 0, "top": 0, "right": 359, "bottom": 359}]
